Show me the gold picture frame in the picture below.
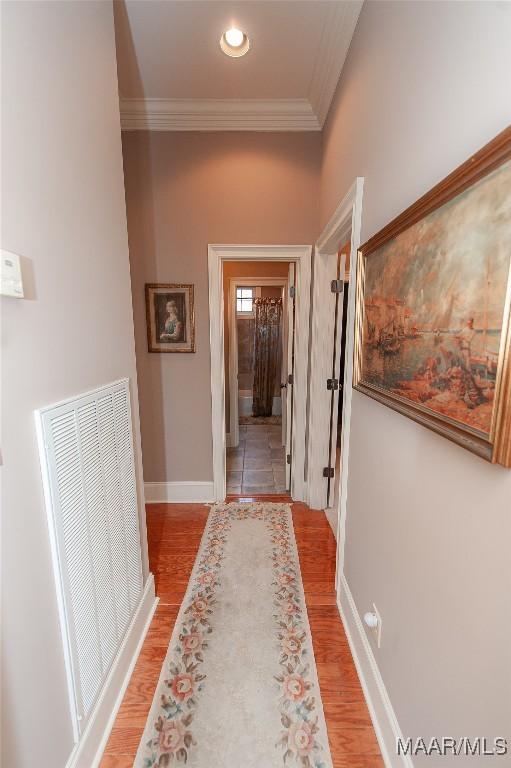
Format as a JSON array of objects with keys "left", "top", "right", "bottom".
[
  {"left": 353, "top": 127, "right": 511, "bottom": 467},
  {"left": 145, "top": 283, "right": 196, "bottom": 353}
]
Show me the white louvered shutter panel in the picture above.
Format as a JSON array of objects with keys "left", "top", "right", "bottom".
[{"left": 36, "top": 379, "right": 143, "bottom": 735}]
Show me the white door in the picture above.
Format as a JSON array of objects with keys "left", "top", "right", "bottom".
[
  {"left": 285, "top": 262, "right": 296, "bottom": 490},
  {"left": 307, "top": 252, "right": 347, "bottom": 510},
  {"left": 280, "top": 287, "right": 288, "bottom": 449},
  {"left": 325, "top": 253, "right": 346, "bottom": 508}
]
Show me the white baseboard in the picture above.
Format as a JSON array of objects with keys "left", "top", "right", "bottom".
[
  {"left": 65, "top": 574, "right": 158, "bottom": 768},
  {"left": 145, "top": 481, "right": 215, "bottom": 503},
  {"left": 324, "top": 508, "right": 338, "bottom": 540},
  {"left": 337, "top": 573, "right": 413, "bottom": 768}
]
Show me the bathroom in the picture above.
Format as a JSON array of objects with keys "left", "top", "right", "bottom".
[
  {"left": 237, "top": 284, "right": 283, "bottom": 424},
  {"left": 223, "top": 261, "right": 291, "bottom": 495}
]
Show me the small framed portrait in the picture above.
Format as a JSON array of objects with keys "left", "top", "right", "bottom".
[{"left": 145, "top": 283, "right": 195, "bottom": 353}]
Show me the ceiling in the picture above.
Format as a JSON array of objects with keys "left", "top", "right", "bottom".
[{"left": 114, "top": 1, "right": 362, "bottom": 131}]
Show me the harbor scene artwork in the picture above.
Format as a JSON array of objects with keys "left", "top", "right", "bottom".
[{"left": 357, "top": 155, "right": 511, "bottom": 445}]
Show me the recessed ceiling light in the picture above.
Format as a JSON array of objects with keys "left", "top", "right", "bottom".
[
  {"left": 220, "top": 27, "right": 250, "bottom": 58},
  {"left": 225, "top": 27, "right": 244, "bottom": 47}
]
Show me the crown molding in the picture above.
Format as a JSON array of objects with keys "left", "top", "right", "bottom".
[
  {"left": 308, "top": 0, "right": 363, "bottom": 127},
  {"left": 120, "top": 98, "right": 321, "bottom": 132},
  {"left": 119, "top": 2, "right": 362, "bottom": 133}
]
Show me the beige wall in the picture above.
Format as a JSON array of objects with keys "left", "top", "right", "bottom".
[
  {"left": 223, "top": 260, "right": 289, "bottom": 426},
  {"left": 321, "top": 0, "right": 511, "bottom": 757},
  {"left": 260, "top": 286, "right": 284, "bottom": 299},
  {"left": 122, "top": 132, "right": 321, "bottom": 482},
  {"left": 1, "top": 3, "right": 146, "bottom": 766}
]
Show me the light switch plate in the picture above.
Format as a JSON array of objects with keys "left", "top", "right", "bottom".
[{"left": 1, "top": 250, "right": 24, "bottom": 298}]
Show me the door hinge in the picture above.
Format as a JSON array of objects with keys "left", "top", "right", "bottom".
[
  {"left": 331, "top": 279, "right": 344, "bottom": 294},
  {"left": 287, "top": 373, "right": 294, "bottom": 386},
  {"left": 286, "top": 453, "right": 292, "bottom": 465},
  {"left": 289, "top": 285, "right": 296, "bottom": 299},
  {"left": 323, "top": 467, "right": 334, "bottom": 478},
  {"left": 326, "top": 378, "right": 339, "bottom": 391}
]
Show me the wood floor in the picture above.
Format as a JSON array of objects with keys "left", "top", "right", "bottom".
[{"left": 100, "top": 498, "right": 383, "bottom": 767}]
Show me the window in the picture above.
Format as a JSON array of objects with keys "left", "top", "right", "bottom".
[{"left": 236, "top": 287, "right": 255, "bottom": 315}]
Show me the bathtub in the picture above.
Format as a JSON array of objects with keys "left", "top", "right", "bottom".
[{"left": 238, "top": 389, "right": 282, "bottom": 416}]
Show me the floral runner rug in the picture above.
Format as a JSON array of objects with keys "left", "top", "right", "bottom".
[{"left": 136, "top": 502, "right": 333, "bottom": 768}]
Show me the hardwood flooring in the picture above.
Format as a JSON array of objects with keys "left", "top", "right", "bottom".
[{"left": 100, "top": 499, "right": 383, "bottom": 767}]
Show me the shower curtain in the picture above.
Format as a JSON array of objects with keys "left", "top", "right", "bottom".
[{"left": 252, "top": 297, "right": 283, "bottom": 417}]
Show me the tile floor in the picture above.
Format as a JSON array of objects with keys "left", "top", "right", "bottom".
[{"left": 226, "top": 424, "right": 287, "bottom": 493}]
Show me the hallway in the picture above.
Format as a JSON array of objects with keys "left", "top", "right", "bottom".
[
  {"left": 4, "top": 4, "right": 510, "bottom": 767},
  {"left": 100, "top": 502, "right": 383, "bottom": 767}
]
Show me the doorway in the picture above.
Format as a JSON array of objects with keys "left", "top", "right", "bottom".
[
  {"left": 227, "top": 274, "right": 289, "bottom": 448},
  {"left": 225, "top": 270, "right": 289, "bottom": 495},
  {"left": 208, "top": 245, "right": 311, "bottom": 503}
]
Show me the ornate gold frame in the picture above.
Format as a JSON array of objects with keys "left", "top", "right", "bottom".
[
  {"left": 353, "top": 127, "right": 511, "bottom": 467},
  {"left": 145, "top": 283, "right": 196, "bottom": 353}
]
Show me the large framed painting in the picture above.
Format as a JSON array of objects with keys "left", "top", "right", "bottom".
[
  {"left": 354, "top": 127, "right": 511, "bottom": 466},
  {"left": 145, "top": 283, "right": 195, "bottom": 353}
]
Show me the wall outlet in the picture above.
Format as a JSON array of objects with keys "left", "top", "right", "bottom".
[{"left": 364, "top": 603, "right": 383, "bottom": 648}]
